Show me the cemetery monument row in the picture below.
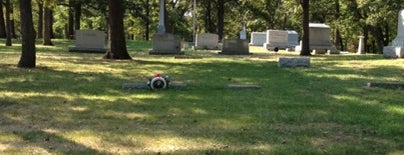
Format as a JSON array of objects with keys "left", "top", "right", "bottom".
[
  {"left": 149, "top": 0, "right": 183, "bottom": 55},
  {"left": 383, "top": 9, "right": 404, "bottom": 58},
  {"left": 68, "top": 30, "right": 108, "bottom": 53}
]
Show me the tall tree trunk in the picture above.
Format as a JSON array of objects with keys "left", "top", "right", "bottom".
[
  {"left": 37, "top": 2, "right": 43, "bottom": 38},
  {"left": 0, "top": 0, "right": 6, "bottom": 38},
  {"left": 18, "top": 0, "right": 36, "bottom": 68},
  {"left": 5, "top": 0, "right": 12, "bottom": 46},
  {"left": 216, "top": 0, "right": 224, "bottom": 41},
  {"left": 67, "top": 0, "right": 74, "bottom": 39},
  {"left": 104, "top": 0, "right": 131, "bottom": 59},
  {"left": 334, "top": 0, "right": 343, "bottom": 50},
  {"left": 363, "top": 25, "right": 369, "bottom": 53},
  {"left": 145, "top": 0, "right": 150, "bottom": 40},
  {"left": 74, "top": 2, "right": 81, "bottom": 30},
  {"left": 43, "top": 7, "right": 53, "bottom": 46},
  {"left": 300, "top": 0, "right": 310, "bottom": 56}
]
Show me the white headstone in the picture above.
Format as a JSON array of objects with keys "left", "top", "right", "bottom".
[
  {"left": 249, "top": 32, "right": 267, "bottom": 46},
  {"left": 383, "top": 9, "right": 404, "bottom": 58},
  {"left": 264, "top": 30, "right": 289, "bottom": 51},
  {"left": 194, "top": 33, "right": 219, "bottom": 50}
]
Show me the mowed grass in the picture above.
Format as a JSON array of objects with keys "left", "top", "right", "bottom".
[{"left": 0, "top": 39, "right": 403, "bottom": 155}]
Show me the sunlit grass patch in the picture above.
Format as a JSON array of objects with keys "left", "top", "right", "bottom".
[{"left": 0, "top": 39, "right": 403, "bottom": 154}]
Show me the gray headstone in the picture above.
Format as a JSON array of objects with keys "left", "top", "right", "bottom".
[
  {"left": 68, "top": 30, "right": 107, "bottom": 53},
  {"left": 219, "top": 39, "right": 250, "bottom": 55},
  {"left": 194, "top": 33, "right": 219, "bottom": 50},
  {"left": 149, "top": 33, "right": 183, "bottom": 55},
  {"left": 383, "top": 9, "right": 404, "bottom": 58},
  {"left": 249, "top": 32, "right": 267, "bottom": 46},
  {"left": 357, "top": 36, "right": 365, "bottom": 54},
  {"left": 278, "top": 57, "right": 310, "bottom": 68},
  {"left": 287, "top": 31, "right": 299, "bottom": 47}
]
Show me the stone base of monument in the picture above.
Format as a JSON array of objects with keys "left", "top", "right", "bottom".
[
  {"left": 366, "top": 82, "right": 404, "bottom": 89},
  {"left": 219, "top": 39, "right": 250, "bottom": 55},
  {"left": 68, "top": 47, "right": 107, "bottom": 53},
  {"left": 327, "top": 50, "right": 340, "bottom": 54},
  {"left": 264, "top": 43, "right": 290, "bottom": 52},
  {"left": 149, "top": 33, "right": 184, "bottom": 55},
  {"left": 122, "top": 82, "right": 187, "bottom": 89},
  {"left": 383, "top": 46, "right": 404, "bottom": 58},
  {"left": 278, "top": 57, "right": 310, "bottom": 68}
]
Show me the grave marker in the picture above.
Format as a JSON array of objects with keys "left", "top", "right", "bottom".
[
  {"left": 68, "top": 30, "right": 107, "bottom": 53},
  {"left": 194, "top": 33, "right": 219, "bottom": 50},
  {"left": 383, "top": 9, "right": 404, "bottom": 58}
]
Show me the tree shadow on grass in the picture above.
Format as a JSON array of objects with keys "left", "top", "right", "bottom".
[{"left": 1, "top": 55, "right": 403, "bottom": 154}]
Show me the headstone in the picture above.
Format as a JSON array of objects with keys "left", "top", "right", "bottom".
[
  {"left": 357, "top": 36, "right": 365, "bottom": 54},
  {"left": 219, "top": 39, "right": 250, "bottom": 55},
  {"left": 68, "top": 30, "right": 107, "bottom": 53},
  {"left": 149, "top": 33, "right": 183, "bottom": 55},
  {"left": 278, "top": 57, "right": 310, "bottom": 68},
  {"left": 295, "top": 23, "right": 338, "bottom": 54},
  {"left": 383, "top": 9, "right": 404, "bottom": 58},
  {"left": 264, "top": 30, "right": 289, "bottom": 51},
  {"left": 150, "top": 0, "right": 183, "bottom": 55},
  {"left": 194, "top": 33, "right": 219, "bottom": 50},
  {"left": 249, "top": 32, "right": 267, "bottom": 46},
  {"left": 287, "top": 31, "right": 299, "bottom": 51}
]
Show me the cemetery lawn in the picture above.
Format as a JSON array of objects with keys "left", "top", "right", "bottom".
[{"left": 1, "top": 39, "right": 404, "bottom": 155}]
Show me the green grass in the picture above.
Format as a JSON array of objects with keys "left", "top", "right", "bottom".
[{"left": 0, "top": 39, "right": 403, "bottom": 155}]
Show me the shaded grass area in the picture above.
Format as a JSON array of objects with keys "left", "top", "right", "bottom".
[{"left": 0, "top": 39, "right": 404, "bottom": 154}]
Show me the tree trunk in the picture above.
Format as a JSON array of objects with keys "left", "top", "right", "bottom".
[
  {"left": 216, "top": 0, "right": 224, "bottom": 41},
  {"left": 37, "top": 2, "right": 43, "bottom": 39},
  {"left": 67, "top": 0, "right": 74, "bottom": 39},
  {"left": 0, "top": 0, "right": 6, "bottom": 38},
  {"left": 18, "top": 0, "right": 36, "bottom": 68},
  {"left": 300, "top": 0, "right": 311, "bottom": 56},
  {"left": 74, "top": 2, "right": 81, "bottom": 30},
  {"left": 5, "top": 0, "right": 12, "bottom": 46},
  {"left": 145, "top": 0, "right": 150, "bottom": 40},
  {"left": 43, "top": 7, "right": 53, "bottom": 46},
  {"left": 363, "top": 25, "right": 369, "bottom": 53},
  {"left": 104, "top": 0, "right": 131, "bottom": 59}
]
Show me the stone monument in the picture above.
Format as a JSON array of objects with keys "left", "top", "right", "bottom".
[
  {"left": 240, "top": 23, "right": 247, "bottom": 40},
  {"left": 287, "top": 31, "right": 299, "bottom": 51},
  {"left": 249, "top": 32, "right": 267, "bottom": 46},
  {"left": 264, "top": 30, "right": 289, "bottom": 52},
  {"left": 219, "top": 39, "right": 250, "bottom": 55},
  {"left": 194, "top": 33, "right": 219, "bottom": 50},
  {"left": 383, "top": 9, "right": 404, "bottom": 58},
  {"left": 220, "top": 23, "right": 250, "bottom": 55},
  {"left": 149, "top": 0, "right": 183, "bottom": 55},
  {"left": 357, "top": 36, "right": 365, "bottom": 54},
  {"left": 68, "top": 30, "right": 107, "bottom": 53},
  {"left": 295, "top": 23, "right": 338, "bottom": 54}
]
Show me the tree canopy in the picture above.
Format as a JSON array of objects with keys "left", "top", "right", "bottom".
[{"left": 1, "top": 0, "right": 403, "bottom": 53}]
